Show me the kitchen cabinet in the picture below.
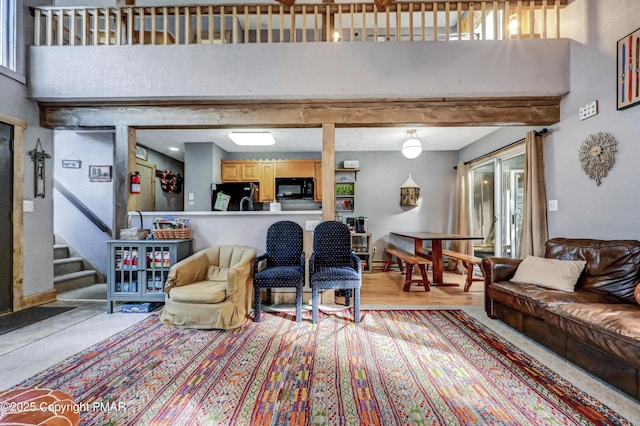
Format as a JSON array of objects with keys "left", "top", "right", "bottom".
[
  {"left": 107, "top": 239, "right": 193, "bottom": 313},
  {"left": 258, "top": 162, "right": 275, "bottom": 201},
  {"left": 221, "top": 161, "right": 260, "bottom": 182},
  {"left": 335, "top": 169, "right": 358, "bottom": 212},
  {"left": 351, "top": 232, "right": 373, "bottom": 273},
  {"left": 221, "top": 159, "right": 320, "bottom": 201},
  {"left": 241, "top": 162, "right": 260, "bottom": 181},
  {"left": 221, "top": 162, "right": 241, "bottom": 182},
  {"left": 275, "top": 160, "right": 316, "bottom": 178}
]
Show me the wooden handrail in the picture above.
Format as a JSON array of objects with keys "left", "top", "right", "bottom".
[{"left": 33, "top": 1, "right": 567, "bottom": 47}]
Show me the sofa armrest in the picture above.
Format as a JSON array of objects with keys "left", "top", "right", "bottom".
[
  {"left": 165, "top": 250, "right": 210, "bottom": 294},
  {"left": 482, "top": 257, "right": 522, "bottom": 285},
  {"left": 482, "top": 257, "right": 523, "bottom": 317}
]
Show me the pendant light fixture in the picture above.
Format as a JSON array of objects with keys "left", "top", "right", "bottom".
[{"left": 401, "top": 129, "right": 422, "bottom": 159}]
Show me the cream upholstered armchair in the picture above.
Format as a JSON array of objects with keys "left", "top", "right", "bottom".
[{"left": 159, "top": 245, "right": 256, "bottom": 330}]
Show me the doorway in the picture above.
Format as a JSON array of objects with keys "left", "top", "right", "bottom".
[
  {"left": 0, "top": 122, "right": 14, "bottom": 313},
  {"left": 471, "top": 150, "right": 525, "bottom": 259},
  {"left": 135, "top": 159, "right": 156, "bottom": 212}
]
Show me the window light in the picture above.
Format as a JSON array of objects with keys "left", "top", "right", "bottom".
[{"left": 228, "top": 132, "right": 276, "bottom": 146}]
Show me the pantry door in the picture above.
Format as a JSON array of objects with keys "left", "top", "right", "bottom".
[
  {"left": 135, "top": 159, "right": 156, "bottom": 212},
  {"left": 0, "top": 122, "right": 13, "bottom": 313}
]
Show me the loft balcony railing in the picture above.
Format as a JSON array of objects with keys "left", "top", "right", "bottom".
[{"left": 33, "top": 1, "right": 566, "bottom": 47}]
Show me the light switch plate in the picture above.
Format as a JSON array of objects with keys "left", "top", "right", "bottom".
[
  {"left": 578, "top": 100, "right": 598, "bottom": 120},
  {"left": 548, "top": 200, "right": 558, "bottom": 211},
  {"left": 23, "top": 200, "right": 34, "bottom": 212}
]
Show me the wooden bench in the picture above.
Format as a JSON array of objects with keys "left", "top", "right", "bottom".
[
  {"left": 421, "top": 248, "right": 483, "bottom": 292},
  {"left": 383, "top": 247, "right": 431, "bottom": 291}
]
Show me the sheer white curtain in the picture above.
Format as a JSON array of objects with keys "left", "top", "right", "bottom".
[
  {"left": 519, "top": 130, "right": 548, "bottom": 257},
  {"left": 452, "top": 161, "right": 472, "bottom": 271}
]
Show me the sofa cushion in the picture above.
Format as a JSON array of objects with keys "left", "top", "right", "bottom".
[
  {"left": 487, "top": 281, "right": 624, "bottom": 319},
  {"left": 544, "top": 303, "right": 640, "bottom": 370},
  {"left": 169, "top": 281, "right": 227, "bottom": 304},
  {"left": 545, "top": 238, "right": 640, "bottom": 303},
  {"left": 207, "top": 265, "right": 230, "bottom": 281},
  {"left": 511, "top": 255, "right": 586, "bottom": 292}
]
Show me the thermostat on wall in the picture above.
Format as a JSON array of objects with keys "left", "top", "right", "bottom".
[{"left": 343, "top": 160, "right": 360, "bottom": 169}]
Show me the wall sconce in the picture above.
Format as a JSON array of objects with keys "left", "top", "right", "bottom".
[
  {"left": 28, "top": 138, "right": 51, "bottom": 198},
  {"left": 401, "top": 129, "right": 422, "bottom": 159},
  {"left": 400, "top": 174, "right": 420, "bottom": 206}
]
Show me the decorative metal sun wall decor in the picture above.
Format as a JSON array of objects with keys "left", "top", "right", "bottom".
[{"left": 578, "top": 132, "right": 617, "bottom": 186}]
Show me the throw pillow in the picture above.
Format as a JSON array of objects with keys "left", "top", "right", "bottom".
[
  {"left": 635, "top": 283, "right": 640, "bottom": 305},
  {"left": 207, "top": 265, "right": 229, "bottom": 282},
  {"left": 511, "top": 255, "right": 586, "bottom": 292}
]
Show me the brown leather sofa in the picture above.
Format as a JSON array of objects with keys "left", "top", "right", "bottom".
[{"left": 482, "top": 238, "right": 640, "bottom": 399}]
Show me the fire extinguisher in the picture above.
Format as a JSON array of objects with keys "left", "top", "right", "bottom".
[{"left": 131, "top": 172, "right": 141, "bottom": 194}]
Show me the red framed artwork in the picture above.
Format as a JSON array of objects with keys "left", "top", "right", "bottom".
[{"left": 617, "top": 27, "right": 640, "bottom": 110}]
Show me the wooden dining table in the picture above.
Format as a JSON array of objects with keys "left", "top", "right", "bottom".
[{"left": 390, "top": 232, "right": 483, "bottom": 286}]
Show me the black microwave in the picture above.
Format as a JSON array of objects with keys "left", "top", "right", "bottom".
[{"left": 276, "top": 178, "right": 314, "bottom": 199}]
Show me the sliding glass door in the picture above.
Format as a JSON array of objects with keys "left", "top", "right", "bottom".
[{"left": 471, "top": 149, "right": 525, "bottom": 259}]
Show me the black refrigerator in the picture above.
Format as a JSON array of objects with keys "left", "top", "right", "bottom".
[{"left": 211, "top": 182, "right": 257, "bottom": 211}]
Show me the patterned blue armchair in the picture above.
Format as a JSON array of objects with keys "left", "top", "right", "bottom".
[
  {"left": 253, "top": 221, "right": 305, "bottom": 322},
  {"left": 309, "top": 221, "right": 361, "bottom": 324}
]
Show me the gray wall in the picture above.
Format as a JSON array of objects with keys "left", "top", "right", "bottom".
[
  {"left": 30, "top": 40, "right": 570, "bottom": 102},
  {"left": 184, "top": 142, "right": 225, "bottom": 211},
  {"left": 190, "top": 148, "right": 456, "bottom": 261},
  {"left": 459, "top": 0, "right": 640, "bottom": 241},
  {"left": 146, "top": 148, "right": 184, "bottom": 211},
  {"left": 0, "top": 0, "right": 54, "bottom": 299},
  {"left": 54, "top": 131, "right": 114, "bottom": 274},
  {"left": 336, "top": 151, "right": 457, "bottom": 260}
]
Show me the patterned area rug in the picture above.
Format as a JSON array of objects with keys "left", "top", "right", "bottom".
[{"left": 14, "top": 310, "right": 631, "bottom": 425}]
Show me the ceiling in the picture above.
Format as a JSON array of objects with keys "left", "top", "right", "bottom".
[{"left": 136, "top": 127, "right": 501, "bottom": 161}]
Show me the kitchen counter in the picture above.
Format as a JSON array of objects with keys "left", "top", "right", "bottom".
[
  {"left": 132, "top": 210, "right": 321, "bottom": 217},
  {"left": 130, "top": 210, "right": 321, "bottom": 252}
]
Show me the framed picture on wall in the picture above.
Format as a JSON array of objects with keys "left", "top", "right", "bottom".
[
  {"left": 617, "top": 27, "right": 640, "bottom": 110},
  {"left": 135, "top": 145, "right": 148, "bottom": 160},
  {"left": 89, "top": 165, "right": 112, "bottom": 182}
]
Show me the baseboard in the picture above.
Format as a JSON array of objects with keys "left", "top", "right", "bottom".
[{"left": 20, "top": 289, "right": 58, "bottom": 309}]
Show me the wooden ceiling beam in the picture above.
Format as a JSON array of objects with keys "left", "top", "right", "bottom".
[{"left": 39, "top": 97, "right": 560, "bottom": 130}]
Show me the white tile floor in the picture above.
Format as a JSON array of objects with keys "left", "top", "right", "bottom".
[{"left": 0, "top": 302, "right": 638, "bottom": 422}]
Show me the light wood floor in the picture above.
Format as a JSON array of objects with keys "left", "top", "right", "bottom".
[{"left": 359, "top": 268, "right": 484, "bottom": 306}]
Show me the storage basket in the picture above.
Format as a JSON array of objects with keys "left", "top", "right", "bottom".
[{"left": 152, "top": 228, "right": 190, "bottom": 239}]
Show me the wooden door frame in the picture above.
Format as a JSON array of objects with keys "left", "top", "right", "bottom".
[{"left": 0, "top": 112, "right": 25, "bottom": 312}]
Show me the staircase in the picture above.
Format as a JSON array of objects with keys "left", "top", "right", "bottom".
[{"left": 53, "top": 243, "right": 105, "bottom": 297}]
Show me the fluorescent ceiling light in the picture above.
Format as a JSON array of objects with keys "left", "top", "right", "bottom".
[
  {"left": 228, "top": 132, "right": 275, "bottom": 146},
  {"left": 169, "top": 147, "right": 179, "bottom": 151}
]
